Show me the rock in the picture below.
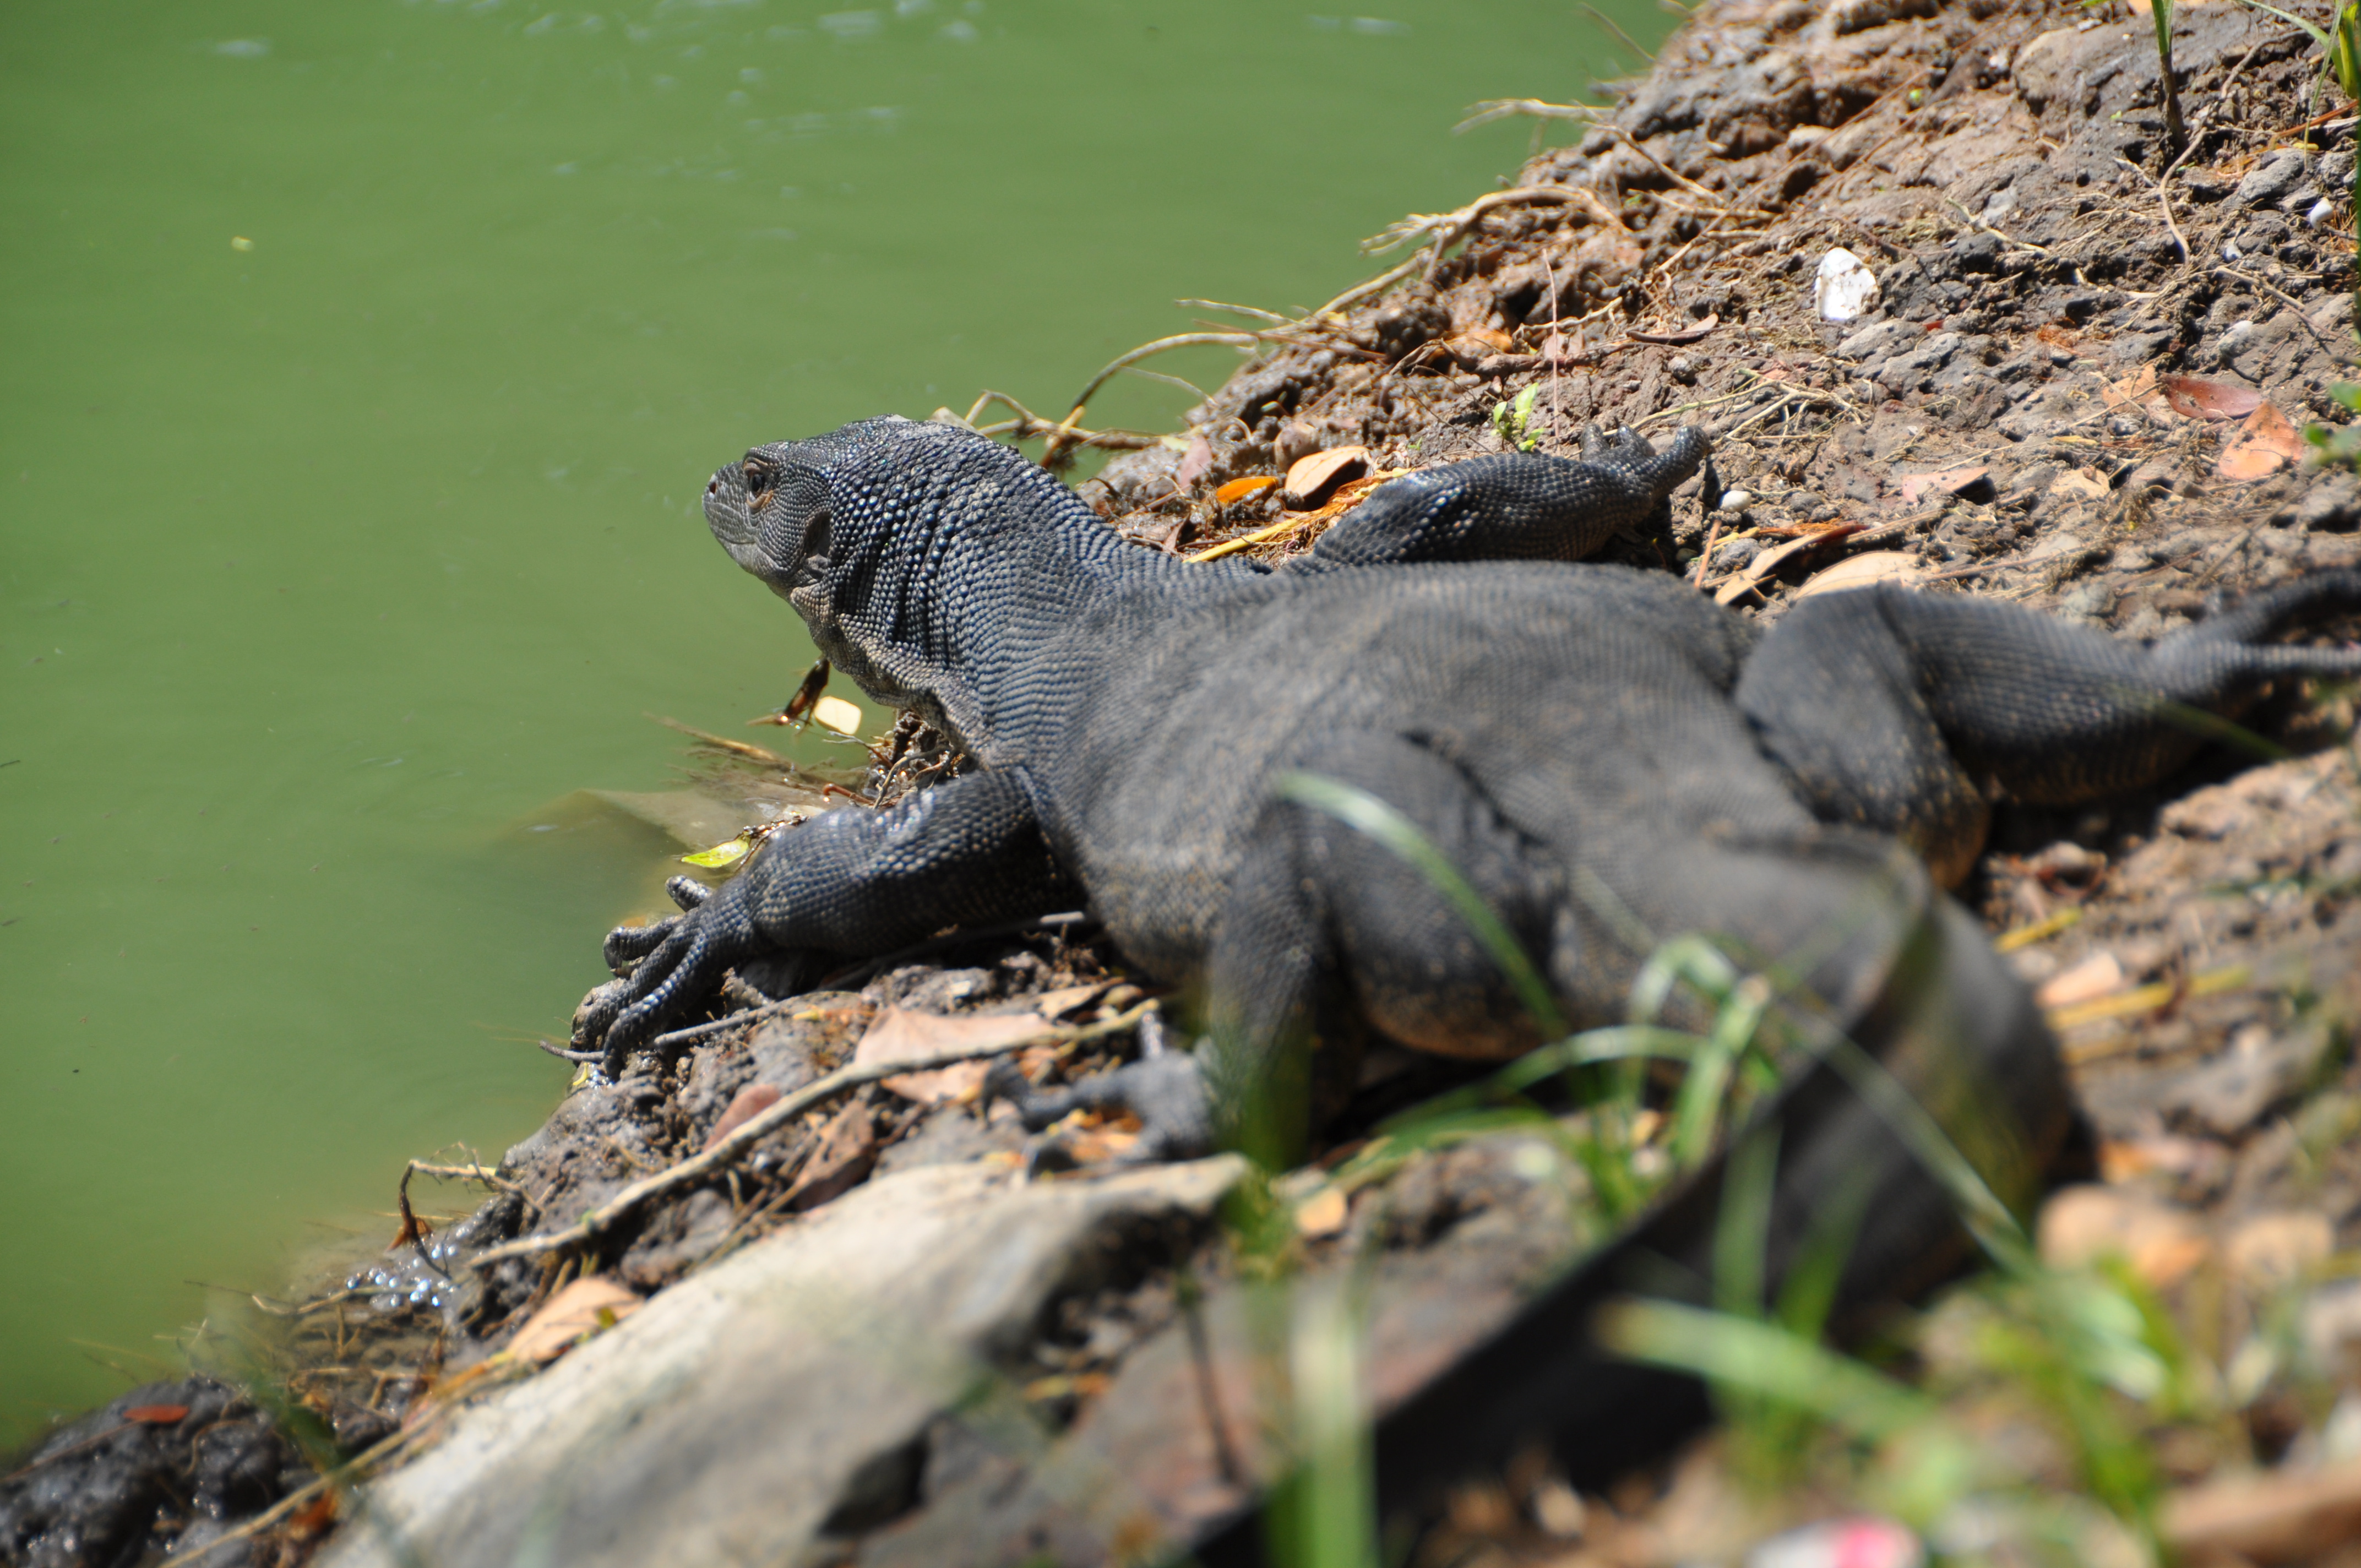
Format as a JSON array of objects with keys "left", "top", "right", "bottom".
[
  {"left": 2163, "top": 1023, "right": 2319, "bottom": 1137},
  {"left": 1835, "top": 318, "right": 1918, "bottom": 363},
  {"left": 318, "top": 1158, "right": 1247, "bottom": 1568},
  {"left": 2234, "top": 148, "right": 2315, "bottom": 211},
  {"left": 1282, "top": 445, "right": 1369, "bottom": 508},
  {"left": 2012, "top": 27, "right": 2095, "bottom": 113},
  {"left": 1813, "top": 248, "right": 1881, "bottom": 323}
]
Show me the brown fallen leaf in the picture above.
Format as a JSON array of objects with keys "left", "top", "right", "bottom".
[
  {"left": 2038, "top": 1184, "right": 2211, "bottom": 1287},
  {"left": 1896, "top": 465, "right": 1991, "bottom": 506},
  {"left": 1031, "top": 980, "right": 1115, "bottom": 1022},
  {"left": 2164, "top": 1455, "right": 2361, "bottom": 1564},
  {"left": 1794, "top": 551, "right": 1924, "bottom": 598},
  {"left": 1738, "top": 524, "right": 1867, "bottom": 586},
  {"left": 1213, "top": 475, "right": 1279, "bottom": 506},
  {"left": 1176, "top": 433, "right": 1214, "bottom": 487},
  {"left": 388, "top": 1185, "right": 434, "bottom": 1253},
  {"left": 703, "top": 1082, "right": 782, "bottom": 1151},
  {"left": 1628, "top": 312, "right": 1720, "bottom": 346},
  {"left": 853, "top": 1006, "right": 1046, "bottom": 1104},
  {"left": 2101, "top": 364, "right": 2182, "bottom": 425},
  {"left": 1295, "top": 1185, "right": 1349, "bottom": 1237},
  {"left": 507, "top": 1277, "right": 643, "bottom": 1365},
  {"left": 1282, "top": 446, "right": 1370, "bottom": 509},
  {"left": 121, "top": 1404, "right": 190, "bottom": 1425},
  {"left": 2224, "top": 1211, "right": 2333, "bottom": 1287},
  {"left": 2218, "top": 401, "right": 2303, "bottom": 480},
  {"left": 785, "top": 1096, "right": 880, "bottom": 1210},
  {"left": 2048, "top": 466, "right": 2112, "bottom": 501},
  {"left": 2034, "top": 951, "right": 2125, "bottom": 1009},
  {"left": 2162, "top": 373, "right": 2265, "bottom": 420}
]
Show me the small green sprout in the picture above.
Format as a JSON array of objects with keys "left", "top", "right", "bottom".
[{"left": 1489, "top": 383, "right": 1542, "bottom": 452}]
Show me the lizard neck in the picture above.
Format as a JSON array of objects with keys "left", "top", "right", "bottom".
[{"left": 815, "top": 433, "right": 1236, "bottom": 761}]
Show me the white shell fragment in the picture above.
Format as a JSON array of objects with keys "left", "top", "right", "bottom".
[
  {"left": 811, "top": 695, "right": 866, "bottom": 735},
  {"left": 1813, "top": 247, "right": 1881, "bottom": 324}
]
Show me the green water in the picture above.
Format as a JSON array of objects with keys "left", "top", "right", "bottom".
[{"left": 0, "top": 0, "right": 1664, "bottom": 1442}]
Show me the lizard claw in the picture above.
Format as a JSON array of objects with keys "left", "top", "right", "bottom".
[
  {"left": 577, "top": 875, "right": 764, "bottom": 1076},
  {"left": 1575, "top": 422, "right": 1709, "bottom": 500}
]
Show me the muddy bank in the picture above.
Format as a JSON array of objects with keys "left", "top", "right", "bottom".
[{"left": 12, "top": 0, "right": 2361, "bottom": 1560}]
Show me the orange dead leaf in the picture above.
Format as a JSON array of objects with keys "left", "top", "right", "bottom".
[
  {"left": 853, "top": 1006, "right": 1046, "bottom": 1104},
  {"left": 284, "top": 1489, "right": 340, "bottom": 1539},
  {"left": 2161, "top": 374, "right": 2265, "bottom": 421},
  {"left": 121, "top": 1405, "right": 189, "bottom": 1425},
  {"left": 2217, "top": 401, "right": 2302, "bottom": 480},
  {"left": 388, "top": 1186, "right": 434, "bottom": 1252},
  {"left": 1282, "top": 446, "right": 1371, "bottom": 509},
  {"left": 703, "top": 1082, "right": 782, "bottom": 1151},
  {"left": 506, "top": 1276, "right": 643, "bottom": 1365},
  {"left": 1896, "top": 465, "right": 1990, "bottom": 505},
  {"left": 1213, "top": 475, "right": 1279, "bottom": 506}
]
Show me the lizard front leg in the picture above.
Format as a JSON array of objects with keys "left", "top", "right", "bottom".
[{"left": 575, "top": 767, "right": 1078, "bottom": 1076}]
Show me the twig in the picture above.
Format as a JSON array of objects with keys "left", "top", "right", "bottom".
[
  {"left": 2213, "top": 265, "right": 2342, "bottom": 350},
  {"left": 1362, "top": 186, "right": 1624, "bottom": 284},
  {"left": 1692, "top": 513, "right": 1724, "bottom": 586},
  {"left": 2117, "top": 157, "right": 2191, "bottom": 262},
  {"left": 1313, "top": 254, "right": 1426, "bottom": 319},
  {"left": 1063, "top": 333, "right": 1259, "bottom": 423},
  {"left": 1453, "top": 98, "right": 1606, "bottom": 134},
  {"left": 1577, "top": 2, "right": 1656, "bottom": 61},
  {"left": 1944, "top": 197, "right": 2060, "bottom": 259},
  {"left": 649, "top": 715, "right": 794, "bottom": 770},
  {"left": 1175, "top": 298, "right": 1294, "bottom": 325},
  {"left": 467, "top": 1001, "right": 1159, "bottom": 1269}
]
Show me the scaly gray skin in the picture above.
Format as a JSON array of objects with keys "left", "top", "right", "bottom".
[{"left": 576, "top": 414, "right": 2361, "bottom": 1172}]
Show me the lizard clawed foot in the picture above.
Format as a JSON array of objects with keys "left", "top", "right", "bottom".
[
  {"left": 575, "top": 873, "right": 762, "bottom": 1079},
  {"left": 1575, "top": 421, "right": 1709, "bottom": 498},
  {"left": 982, "top": 1031, "right": 1215, "bottom": 1167}
]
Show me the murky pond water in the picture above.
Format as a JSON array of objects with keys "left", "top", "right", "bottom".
[{"left": 0, "top": 0, "right": 1666, "bottom": 1441}]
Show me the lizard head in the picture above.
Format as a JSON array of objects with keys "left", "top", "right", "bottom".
[{"left": 703, "top": 416, "right": 992, "bottom": 732}]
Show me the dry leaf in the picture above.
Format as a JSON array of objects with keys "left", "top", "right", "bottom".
[
  {"left": 2034, "top": 323, "right": 2081, "bottom": 349},
  {"left": 1628, "top": 312, "right": 1720, "bottom": 346},
  {"left": 703, "top": 1082, "right": 782, "bottom": 1151},
  {"left": 1214, "top": 475, "right": 1279, "bottom": 506},
  {"left": 1295, "top": 1185, "right": 1349, "bottom": 1237},
  {"left": 507, "top": 1277, "right": 643, "bottom": 1365},
  {"left": 1740, "top": 525, "right": 1865, "bottom": 584},
  {"left": 122, "top": 1405, "right": 190, "bottom": 1425},
  {"left": 1176, "top": 433, "right": 1214, "bottom": 487},
  {"left": 853, "top": 1006, "right": 1046, "bottom": 1103},
  {"left": 2164, "top": 1456, "right": 2361, "bottom": 1563},
  {"left": 2225, "top": 1211, "right": 2333, "bottom": 1287},
  {"left": 1896, "top": 465, "right": 1991, "bottom": 506},
  {"left": 1282, "top": 446, "right": 1370, "bottom": 509},
  {"left": 1794, "top": 551, "right": 1924, "bottom": 598},
  {"left": 2035, "top": 951, "right": 2125, "bottom": 1009},
  {"left": 2101, "top": 365, "right": 2181, "bottom": 424},
  {"left": 785, "top": 1098, "right": 880, "bottom": 1210},
  {"left": 810, "top": 695, "right": 864, "bottom": 736},
  {"left": 1031, "top": 981, "right": 1114, "bottom": 1021},
  {"left": 2218, "top": 401, "right": 2302, "bottom": 480},
  {"left": 2037, "top": 1185, "right": 2211, "bottom": 1287},
  {"left": 2048, "top": 467, "right": 2112, "bottom": 500},
  {"left": 2161, "top": 373, "right": 2265, "bottom": 420}
]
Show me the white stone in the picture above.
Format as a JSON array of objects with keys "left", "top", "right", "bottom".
[{"left": 1813, "top": 247, "right": 1881, "bottom": 323}]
